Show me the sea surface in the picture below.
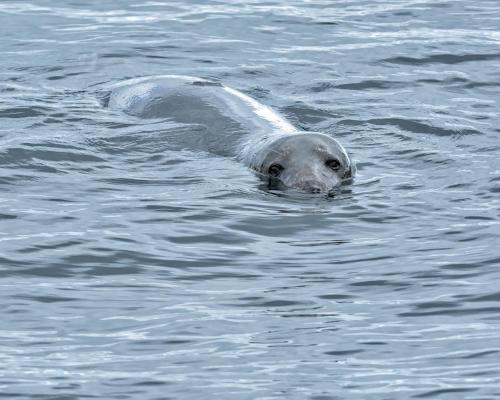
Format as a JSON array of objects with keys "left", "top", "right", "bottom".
[{"left": 1, "top": 1, "right": 500, "bottom": 399}]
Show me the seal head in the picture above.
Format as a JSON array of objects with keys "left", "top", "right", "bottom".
[{"left": 254, "top": 132, "right": 353, "bottom": 193}]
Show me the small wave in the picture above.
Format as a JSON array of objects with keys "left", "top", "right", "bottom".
[
  {"left": 311, "top": 80, "right": 411, "bottom": 92},
  {"left": 340, "top": 117, "right": 480, "bottom": 136}
]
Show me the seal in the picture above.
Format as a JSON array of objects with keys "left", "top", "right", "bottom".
[{"left": 107, "top": 75, "right": 353, "bottom": 193}]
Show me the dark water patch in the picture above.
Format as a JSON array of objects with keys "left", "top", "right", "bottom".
[
  {"left": 168, "top": 233, "right": 251, "bottom": 245},
  {"left": 132, "top": 44, "right": 180, "bottom": 52},
  {"left": 42, "top": 197, "right": 80, "bottom": 203},
  {"left": 42, "top": 251, "right": 169, "bottom": 273},
  {"left": 135, "top": 339, "right": 193, "bottom": 346},
  {"left": 415, "top": 301, "right": 460, "bottom": 310},
  {"left": 144, "top": 54, "right": 182, "bottom": 60},
  {"left": 427, "top": 2, "right": 453, "bottom": 7},
  {"left": 333, "top": 80, "right": 410, "bottom": 91},
  {"left": 358, "top": 341, "right": 387, "bottom": 346},
  {"left": 236, "top": 299, "right": 307, "bottom": 308},
  {"left": 317, "top": 294, "right": 354, "bottom": 300},
  {"left": 358, "top": 214, "right": 404, "bottom": 223},
  {"left": 445, "top": 182, "right": 472, "bottom": 189},
  {"left": 399, "top": 307, "right": 500, "bottom": 317},
  {"left": 350, "top": 279, "right": 411, "bottom": 289},
  {"left": 0, "top": 174, "right": 43, "bottom": 185},
  {"left": 382, "top": 53, "right": 500, "bottom": 65},
  {"left": 133, "top": 380, "right": 172, "bottom": 386},
  {"left": 229, "top": 218, "right": 322, "bottom": 236},
  {"left": 393, "top": 183, "right": 424, "bottom": 191},
  {"left": 21, "top": 240, "right": 84, "bottom": 254},
  {"left": 4, "top": 266, "right": 80, "bottom": 278},
  {"left": 13, "top": 295, "right": 78, "bottom": 303},
  {"left": 462, "top": 350, "right": 500, "bottom": 359},
  {"left": 441, "top": 257, "right": 500, "bottom": 270},
  {"left": 0, "top": 256, "right": 32, "bottom": 268},
  {"left": 0, "top": 213, "right": 17, "bottom": 220},
  {"left": 413, "top": 387, "right": 476, "bottom": 398},
  {"left": 193, "top": 58, "right": 216, "bottom": 64},
  {"left": 307, "top": 82, "right": 337, "bottom": 92},
  {"left": 466, "top": 292, "right": 500, "bottom": 303},
  {"left": 141, "top": 204, "right": 193, "bottom": 213},
  {"left": 464, "top": 81, "right": 500, "bottom": 89},
  {"left": 47, "top": 72, "right": 86, "bottom": 81},
  {"left": 417, "top": 77, "right": 468, "bottom": 85},
  {"left": 100, "top": 51, "right": 140, "bottom": 59},
  {"left": 324, "top": 349, "right": 364, "bottom": 356},
  {"left": 171, "top": 271, "right": 261, "bottom": 281},
  {"left": 279, "top": 239, "right": 350, "bottom": 246},
  {"left": 393, "top": 11, "right": 414, "bottom": 16},
  {"left": 0, "top": 106, "right": 50, "bottom": 118},
  {"left": 463, "top": 215, "right": 495, "bottom": 221},
  {"left": 0, "top": 87, "right": 17, "bottom": 93}
]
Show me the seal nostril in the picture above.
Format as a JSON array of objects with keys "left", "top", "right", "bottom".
[{"left": 301, "top": 180, "right": 327, "bottom": 193}]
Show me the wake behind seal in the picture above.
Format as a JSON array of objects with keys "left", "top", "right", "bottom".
[{"left": 107, "top": 75, "right": 354, "bottom": 194}]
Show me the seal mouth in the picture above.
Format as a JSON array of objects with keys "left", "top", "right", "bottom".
[
  {"left": 265, "top": 175, "right": 340, "bottom": 196},
  {"left": 262, "top": 179, "right": 339, "bottom": 198},
  {"left": 296, "top": 180, "right": 330, "bottom": 194}
]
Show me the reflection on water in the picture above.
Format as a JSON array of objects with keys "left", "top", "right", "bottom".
[{"left": 1, "top": 0, "right": 499, "bottom": 399}]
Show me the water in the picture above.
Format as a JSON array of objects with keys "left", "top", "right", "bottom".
[{"left": 1, "top": 0, "right": 499, "bottom": 399}]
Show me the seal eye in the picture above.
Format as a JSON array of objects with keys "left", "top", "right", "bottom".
[
  {"left": 268, "top": 163, "right": 284, "bottom": 177},
  {"left": 326, "top": 158, "right": 341, "bottom": 171}
]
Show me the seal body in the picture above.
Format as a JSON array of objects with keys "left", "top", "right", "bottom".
[{"left": 108, "top": 75, "right": 353, "bottom": 193}]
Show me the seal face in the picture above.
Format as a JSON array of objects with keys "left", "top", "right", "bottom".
[
  {"left": 254, "top": 133, "right": 353, "bottom": 193},
  {"left": 107, "top": 76, "right": 354, "bottom": 194}
]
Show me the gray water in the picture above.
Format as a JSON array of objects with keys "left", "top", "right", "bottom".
[{"left": 1, "top": 1, "right": 500, "bottom": 399}]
